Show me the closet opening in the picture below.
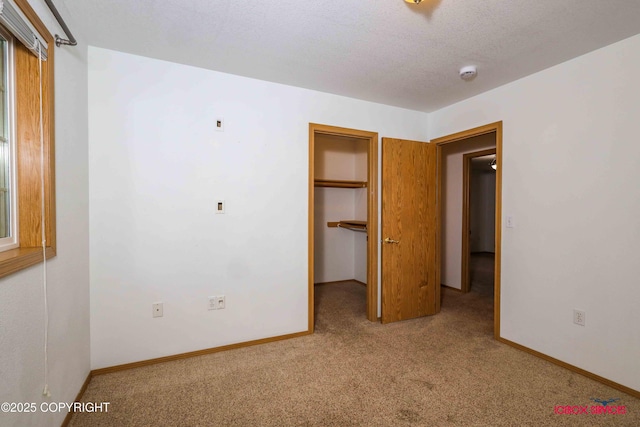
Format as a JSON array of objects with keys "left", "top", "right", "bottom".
[{"left": 308, "top": 124, "right": 378, "bottom": 332}]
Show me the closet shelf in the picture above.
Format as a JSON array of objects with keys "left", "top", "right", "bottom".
[
  {"left": 314, "top": 179, "right": 367, "bottom": 188},
  {"left": 327, "top": 220, "right": 367, "bottom": 232}
]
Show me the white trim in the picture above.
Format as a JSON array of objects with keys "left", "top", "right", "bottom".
[{"left": 0, "top": 25, "right": 18, "bottom": 251}]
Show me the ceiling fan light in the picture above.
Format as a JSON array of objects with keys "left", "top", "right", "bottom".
[
  {"left": 490, "top": 158, "right": 497, "bottom": 170},
  {"left": 405, "top": 0, "right": 423, "bottom": 4}
]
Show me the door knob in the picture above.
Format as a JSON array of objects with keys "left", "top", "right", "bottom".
[{"left": 384, "top": 237, "right": 400, "bottom": 244}]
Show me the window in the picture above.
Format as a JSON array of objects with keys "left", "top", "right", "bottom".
[
  {"left": 0, "top": 26, "right": 18, "bottom": 251},
  {"left": 0, "top": 0, "right": 55, "bottom": 278}
]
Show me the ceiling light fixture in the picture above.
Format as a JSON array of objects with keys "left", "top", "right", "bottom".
[
  {"left": 490, "top": 158, "right": 497, "bottom": 170},
  {"left": 405, "top": 0, "right": 423, "bottom": 4}
]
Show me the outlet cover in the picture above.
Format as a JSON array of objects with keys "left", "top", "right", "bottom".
[{"left": 573, "top": 309, "right": 585, "bottom": 326}]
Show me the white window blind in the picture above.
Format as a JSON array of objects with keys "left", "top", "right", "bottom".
[{"left": 0, "top": 0, "right": 47, "bottom": 60}]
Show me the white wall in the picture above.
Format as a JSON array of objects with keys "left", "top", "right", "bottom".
[
  {"left": 0, "top": 1, "right": 90, "bottom": 426},
  {"left": 429, "top": 34, "right": 640, "bottom": 391},
  {"left": 88, "top": 47, "right": 428, "bottom": 369},
  {"left": 441, "top": 134, "right": 495, "bottom": 289},
  {"left": 314, "top": 187, "right": 356, "bottom": 283}
]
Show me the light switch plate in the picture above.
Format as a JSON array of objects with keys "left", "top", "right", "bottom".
[
  {"left": 506, "top": 215, "right": 514, "bottom": 228},
  {"left": 216, "top": 200, "right": 225, "bottom": 214},
  {"left": 215, "top": 117, "right": 224, "bottom": 132}
]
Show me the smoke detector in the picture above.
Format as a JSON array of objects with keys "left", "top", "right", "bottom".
[{"left": 459, "top": 65, "right": 477, "bottom": 81}]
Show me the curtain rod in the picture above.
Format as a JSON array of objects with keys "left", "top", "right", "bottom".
[{"left": 43, "top": 0, "right": 76, "bottom": 47}]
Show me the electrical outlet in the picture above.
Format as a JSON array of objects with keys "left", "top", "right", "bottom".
[
  {"left": 152, "top": 302, "right": 163, "bottom": 318},
  {"left": 208, "top": 295, "right": 225, "bottom": 310},
  {"left": 573, "top": 309, "right": 585, "bottom": 326}
]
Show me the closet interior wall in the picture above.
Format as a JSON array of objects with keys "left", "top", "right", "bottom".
[{"left": 314, "top": 134, "right": 369, "bottom": 284}]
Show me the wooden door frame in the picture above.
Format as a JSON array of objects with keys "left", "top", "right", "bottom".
[
  {"left": 308, "top": 123, "right": 379, "bottom": 332},
  {"left": 431, "top": 121, "right": 502, "bottom": 339},
  {"left": 461, "top": 148, "right": 496, "bottom": 293}
]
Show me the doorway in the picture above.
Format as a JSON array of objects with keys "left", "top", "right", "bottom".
[
  {"left": 461, "top": 149, "right": 496, "bottom": 293},
  {"left": 308, "top": 124, "right": 378, "bottom": 332},
  {"left": 433, "top": 122, "right": 503, "bottom": 338}
]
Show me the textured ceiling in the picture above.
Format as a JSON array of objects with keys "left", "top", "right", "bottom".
[{"left": 58, "top": 0, "right": 640, "bottom": 112}]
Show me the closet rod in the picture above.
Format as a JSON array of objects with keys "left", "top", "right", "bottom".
[
  {"left": 338, "top": 224, "right": 367, "bottom": 233},
  {"left": 43, "top": 0, "right": 77, "bottom": 47},
  {"left": 327, "top": 221, "right": 367, "bottom": 232}
]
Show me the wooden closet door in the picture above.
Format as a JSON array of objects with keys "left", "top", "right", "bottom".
[{"left": 381, "top": 138, "right": 438, "bottom": 323}]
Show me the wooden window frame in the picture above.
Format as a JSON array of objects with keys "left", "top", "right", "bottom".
[{"left": 0, "top": 0, "right": 55, "bottom": 278}]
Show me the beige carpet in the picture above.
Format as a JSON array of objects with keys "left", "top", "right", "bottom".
[{"left": 71, "top": 272, "right": 638, "bottom": 426}]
